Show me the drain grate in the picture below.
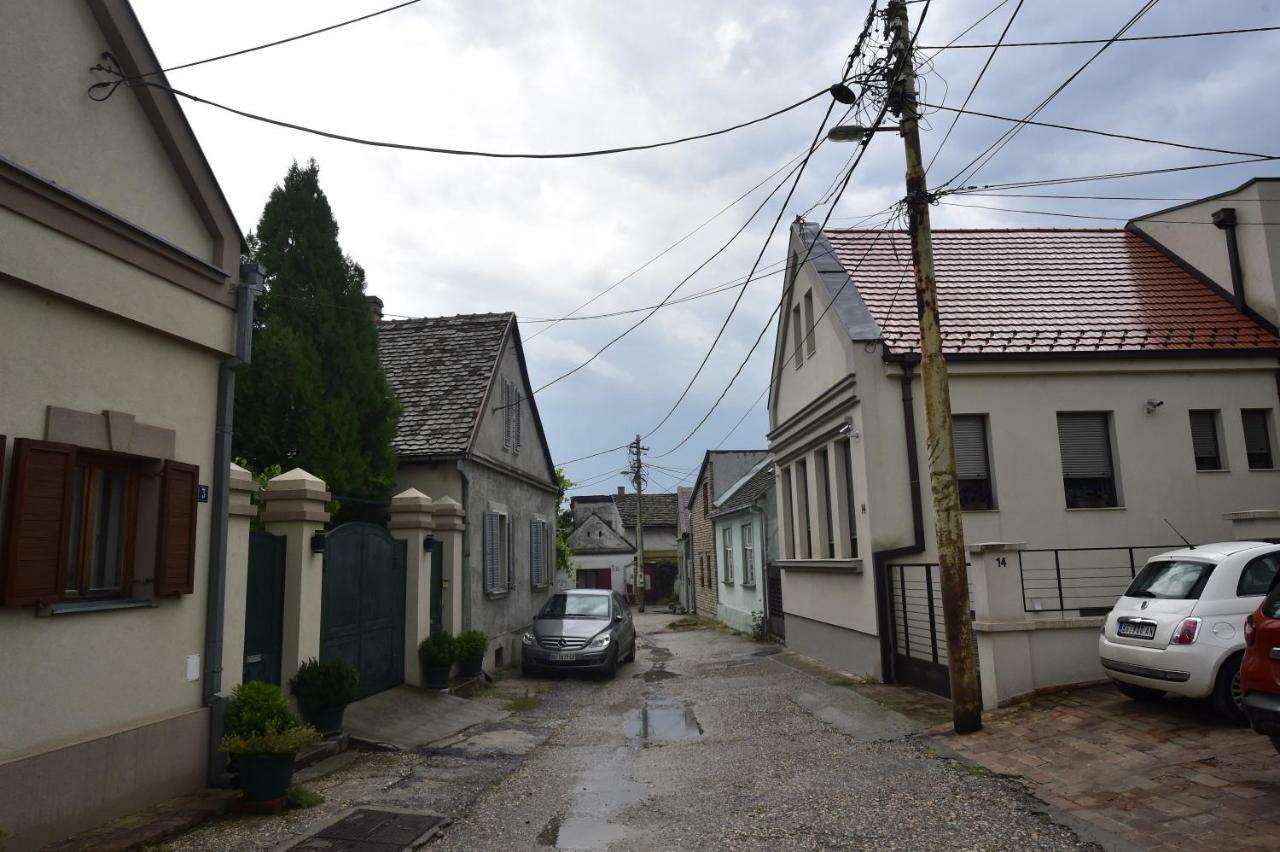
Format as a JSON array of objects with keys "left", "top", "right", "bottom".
[{"left": 291, "top": 808, "right": 449, "bottom": 851}]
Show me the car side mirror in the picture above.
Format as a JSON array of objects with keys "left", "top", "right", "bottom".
[{"left": 614, "top": 613, "right": 623, "bottom": 622}]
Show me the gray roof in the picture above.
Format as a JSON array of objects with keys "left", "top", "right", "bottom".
[
  {"left": 616, "top": 493, "right": 679, "bottom": 527},
  {"left": 378, "top": 313, "right": 512, "bottom": 456},
  {"left": 711, "top": 461, "right": 774, "bottom": 518}
]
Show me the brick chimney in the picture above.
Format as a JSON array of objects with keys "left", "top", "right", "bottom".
[
  {"left": 617, "top": 486, "right": 626, "bottom": 498},
  {"left": 366, "top": 295, "right": 384, "bottom": 323}
]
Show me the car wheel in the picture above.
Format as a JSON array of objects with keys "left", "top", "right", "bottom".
[
  {"left": 1271, "top": 736, "right": 1280, "bottom": 756},
  {"left": 603, "top": 649, "right": 618, "bottom": 680},
  {"left": 1115, "top": 682, "right": 1166, "bottom": 703},
  {"left": 1213, "top": 653, "right": 1248, "bottom": 726},
  {"left": 625, "top": 638, "right": 636, "bottom": 663},
  {"left": 521, "top": 661, "right": 537, "bottom": 678}
]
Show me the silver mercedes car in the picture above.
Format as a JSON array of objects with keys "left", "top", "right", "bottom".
[{"left": 521, "top": 589, "right": 636, "bottom": 678}]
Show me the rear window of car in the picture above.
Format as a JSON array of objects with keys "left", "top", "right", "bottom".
[{"left": 1126, "top": 559, "right": 1216, "bottom": 600}]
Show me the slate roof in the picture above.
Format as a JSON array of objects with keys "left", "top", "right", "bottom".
[
  {"left": 712, "top": 460, "right": 774, "bottom": 517},
  {"left": 819, "top": 228, "right": 1280, "bottom": 356},
  {"left": 378, "top": 313, "right": 512, "bottom": 456},
  {"left": 616, "top": 493, "right": 679, "bottom": 527}
]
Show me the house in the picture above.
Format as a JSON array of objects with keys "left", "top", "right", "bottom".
[
  {"left": 676, "top": 485, "right": 694, "bottom": 610},
  {"left": 377, "top": 311, "right": 558, "bottom": 671},
  {"left": 768, "top": 178, "right": 1280, "bottom": 705},
  {"left": 568, "top": 488, "right": 680, "bottom": 604},
  {"left": 687, "top": 451, "right": 769, "bottom": 618},
  {"left": 0, "top": 1, "right": 250, "bottom": 846},
  {"left": 711, "top": 456, "right": 778, "bottom": 633}
]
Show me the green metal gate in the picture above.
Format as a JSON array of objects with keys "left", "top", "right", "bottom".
[
  {"left": 244, "top": 530, "right": 286, "bottom": 686},
  {"left": 320, "top": 523, "right": 407, "bottom": 698}
]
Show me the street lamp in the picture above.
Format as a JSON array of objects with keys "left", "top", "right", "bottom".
[{"left": 827, "top": 125, "right": 900, "bottom": 143}]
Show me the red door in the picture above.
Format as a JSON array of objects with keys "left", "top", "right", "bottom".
[{"left": 577, "top": 568, "right": 612, "bottom": 590}]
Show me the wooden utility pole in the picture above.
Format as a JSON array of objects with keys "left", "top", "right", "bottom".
[
  {"left": 630, "top": 434, "right": 647, "bottom": 612},
  {"left": 885, "top": 0, "right": 982, "bottom": 733}
]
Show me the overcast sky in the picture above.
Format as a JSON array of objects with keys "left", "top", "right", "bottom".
[{"left": 133, "top": 0, "right": 1279, "bottom": 496}]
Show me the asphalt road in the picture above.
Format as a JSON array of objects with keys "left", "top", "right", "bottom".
[{"left": 432, "top": 611, "right": 1096, "bottom": 851}]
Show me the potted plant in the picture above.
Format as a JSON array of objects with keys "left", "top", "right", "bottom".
[
  {"left": 289, "top": 657, "right": 359, "bottom": 735},
  {"left": 222, "top": 681, "right": 320, "bottom": 803},
  {"left": 418, "top": 630, "right": 456, "bottom": 689},
  {"left": 455, "top": 630, "right": 489, "bottom": 677}
]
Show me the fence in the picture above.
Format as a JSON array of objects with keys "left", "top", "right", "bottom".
[{"left": 1016, "top": 545, "right": 1178, "bottom": 614}]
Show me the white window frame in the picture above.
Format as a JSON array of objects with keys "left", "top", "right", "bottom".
[
  {"left": 803, "top": 290, "right": 816, "bottom": 356},
  {"left": 741, "top": 523, "right": 755, "bottom": 586},
  {"left": 721, "top": 526, "right": 734, "bottom": 584}
]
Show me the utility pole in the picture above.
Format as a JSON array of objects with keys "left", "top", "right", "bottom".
[
  {"left": 627, "top": 435, "right": 648, "bottom": 612},
  {"left": 885, "top": 0, "right": 982, "bottom": 733}
]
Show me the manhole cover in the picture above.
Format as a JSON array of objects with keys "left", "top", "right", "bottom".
[{"left": 291, "top": 808, "right": 449, "bottom": 851}]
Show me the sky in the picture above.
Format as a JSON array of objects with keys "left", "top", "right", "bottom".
[{"left": 131, "top": 0, "right": 1280, "bottom": 497}]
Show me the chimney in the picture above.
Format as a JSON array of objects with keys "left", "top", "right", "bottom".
[
  {"left": 1211, "top": 208, "right": 1246, "bottom": 311},
  {"left": 366, "top": 295, "right": 384, "bottom": 323},
  {"left": 617, "top": 486, "right": 626, "bottom": 498}
]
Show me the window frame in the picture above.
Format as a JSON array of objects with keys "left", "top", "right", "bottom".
[
  {"left": 721, "top": 526, "right": 734, "bottom": 584},
  {"left": 803, "top": 291, "right": 816, "bottom": 357},
  {"left": 954, "top": 414, "right": 996, "bottom": 510},
  {"left": 816, "top": 447, "right": 834, "bottom": 558},
  {"left": 1057, "top": 412, "right": 1121, "bottom": 509},
  {"left": 1188, "top": 409, "right": 1224, "bottom": 471},
  {"left": 792, "top": 306, "right": 804, "bottom": 369},
  {"left": 64, "top": 451, "right": 141, "bottom": 600},
  {"left": 741, "top": 522, "right": 755, "bottom": 586},
  {"left": 1242, "top": 408, "right": 1275, "bottom": 470},
  {"left": 483, "top": 508, "right": 511, "bottom": 595},
  {"left": 836, "top": 438, "right": 858, "bottom": 559}
]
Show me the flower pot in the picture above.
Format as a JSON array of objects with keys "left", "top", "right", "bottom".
[
  {"left": 300, "top": 703, "right": 347, "bottom": 735},
  {"left": 423, "top": 663, "right": 451, "bottom": 690},
  {"left": 237, "top": 752, "right": 296, "bottom": 802},
  {"left": 459, "top": 657, "right": 483, "bottom": 678}
]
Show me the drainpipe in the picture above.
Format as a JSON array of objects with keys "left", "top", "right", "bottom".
[
  {"left": 457, "top": 460, "right": 472, "bottom": 632},
  {"left": 1211, "top": 207, "right": 1247, "bottom": 311},
  {"left": 872, "top": 353, "right": 926, "bottom": 682},
  {"left": 203, "top": 262, "right": 261, "bottom": 786},
  {"left": 750, "top": 501, "right": 769, "bottom": 627}
]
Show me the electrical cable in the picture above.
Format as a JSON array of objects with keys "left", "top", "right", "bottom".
[
  {"left": 919, "top": 24, "right": 1280, "bottom": 50},
  {"left": 938, "top": 199, "right": 1280, "bottom": 225},
  {"left": 948, "top": 156, "right": 1273, "bottom": 193}
]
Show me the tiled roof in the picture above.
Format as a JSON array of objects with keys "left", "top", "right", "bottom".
[
  {"left": 712, "top": 461, "right": 773, "bottom": 517},
  {"left": 378, "top": 313, "right": 512, "bottom": 456},
  {"left": 615, "top": 493, "right": 679, "bottom": 528},
  {"left": 821, "top": 228, "right": 1280, "bottom": 355}
]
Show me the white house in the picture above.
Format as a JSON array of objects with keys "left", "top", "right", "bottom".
[
  {"left": 768, "top": 178, "right": 1280, "bottom": 706},
  {"left": 712, "top": 456, "right": 777, "bottom": 633},
  {"left": 569, "top": 489, "right": 680, "bottom": 603}
]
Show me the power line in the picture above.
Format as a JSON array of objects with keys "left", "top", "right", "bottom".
[
  {"left": 919, "top": 24, "right": 1280, "bottom": 50},
  {"left": 92, "top": 74, "right": 832, "bottom": 159},
  {"left": 950, "top": 156, "right": 1274, "bottom": 193},
  {"left": 938, "top": 199, "right": 1280, "bottom": 225},
  {"left": 557, "top": 444, "right": 629, "bottom": 467}
]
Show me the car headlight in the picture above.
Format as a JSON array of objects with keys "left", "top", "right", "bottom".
[
  {"left": 586, "top": 633, "right": 611, "bottom": 649},
  {"left": 522, "top": 631, "right": 536, "bottom": 646}
]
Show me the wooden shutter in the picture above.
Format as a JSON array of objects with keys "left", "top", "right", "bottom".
[
  {"left": 502, "top": 381, "right": 513, "bottom": 449},
  {"left": 1057, "top": 413, "right": 1113, "bottom": 477},
  {"left": 483, "top": 512, "right": 500, "bottom": 592},
  {"left": 953, "top": 416, "right": 990, "bottom": 479},
  {"left": 156, "top": 460, "right": 199, "bottom": 596},
  {"left": 515, "top": 388, "right": 523, "bottom": 449},
  {"left": 2, "top": 439, "right": 74, "bottom": 606}
]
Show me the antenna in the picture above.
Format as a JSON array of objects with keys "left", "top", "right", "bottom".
[{"left": 1164, "top": 518, "right": 1194, "bottom": 550}]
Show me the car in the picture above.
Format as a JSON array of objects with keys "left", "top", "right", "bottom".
[
  {"left": 1099, "top": 541, "right": 1280, "bottom": 723},
  {"left": 521, "top": 589, "right": 636, "bottom": 679},
  {"left": 1241, "top": 578, "right": 1280, "bottom": 753}
]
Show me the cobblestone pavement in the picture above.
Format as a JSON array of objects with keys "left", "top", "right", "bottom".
[{"left": 934, "top": 685, "right": 1280, "bottom": 852}]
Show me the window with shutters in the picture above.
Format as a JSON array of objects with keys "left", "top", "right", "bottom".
[
  {"left": 1242, "top": 409, "right": 1275, "bottom": 470},
  {"left": 792, "top": 306, "right": 804, "bottom": 368},
  {"left": 721, "top": 526, "right": 734, "bottom": 584},
  {"left": 741, "top": 523, "right": 755, "bottom": 586},
  {"left": 1188, "top": 410, "right": 1223, "bottom": 471},
  {"left": 1057, "top": 412, "right": 1120, "bottom": 509},
  {"left": 954, "top": 415, "right": 995, "bottom": 510},
  {"left": 529, "top": 518, "right": 550, "bottom": 589},
  {"left": 501, "top": 379, "right": 522, "bottom": 452},
  {"left": 803, "top": 291, "right": 817, "bottom": 357},
  {"left": 483, "top": 510, "right": 510, "bottom": 594},
  {"left": 64, "top": 452, "right": 140, "bottom": 598}
]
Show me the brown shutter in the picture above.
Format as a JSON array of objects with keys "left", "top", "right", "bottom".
[
  {"left": 2, "top": 439, "right": 74, "bottom": 606},
  {"left": 156, "top": 460, "right": 199, "bottom": 596}
]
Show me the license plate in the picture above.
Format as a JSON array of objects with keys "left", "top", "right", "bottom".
[
  {"left": 1118, "top": 621, "right": 1157, "bottom": 639},
  {"left": 548, "top": 652, "right": 575, "bottom": 661}
]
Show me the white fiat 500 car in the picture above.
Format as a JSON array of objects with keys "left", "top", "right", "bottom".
[{"left": 1099, "top": 541, "right": 1280, "bottom": 723}]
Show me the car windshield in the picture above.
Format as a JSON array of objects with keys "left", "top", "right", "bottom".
[
  {"left": 538, "top": 593, "right": 610, "bottom": 619},
  {"left": 1125, "top": 559, "right": 1216, "bottom": 600}
]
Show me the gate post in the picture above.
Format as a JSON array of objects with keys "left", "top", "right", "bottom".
[
  {"left": 221, "top": 463, "right": 260, "bottom": 692},
  {"left": 389, "top": 488, "right": 436, "bottom": 687},
  {"left": 433, "top": 497, "right": 466, "bottom": 637},
  {"left": 261, "top": 468, "right": 331, "bottom": 689},
  {"left": 967, "top": 541, "right": 1027, "bottom": 709}
]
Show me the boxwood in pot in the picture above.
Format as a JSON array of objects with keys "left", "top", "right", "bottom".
[
  {"left": 455, "top": 630, "right": 488, "bottom": 677},
  {"left": 418, "top": 631, "right": 456, "bottom": 690},
  {"left": 289, "top": 657, "right": 359, "bottom": 734},
  {"left": 222, "top": 682, "right": 321, "bottom": 802}
]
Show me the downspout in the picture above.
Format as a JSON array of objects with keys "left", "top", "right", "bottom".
[
  {"left": 750, "top": 501, "right": 769, "bottom": 628},
  {"left": 203, "top": 262, "right": 261, "bottom": 786},
  {"left": 1211, "top": 207, "right": 1247, "bottom": 311},
  {"left": 872, "top": 353, "right": 926, "bottom": 683},
  {"left": 457, "top": 460, "right": 472, "bottom": 632}
]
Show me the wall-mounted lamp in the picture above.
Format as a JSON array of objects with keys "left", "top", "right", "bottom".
[
  {"left": 1143, "top": 399, "right": 1165, "bottom": 416},
  {"left": 310, "top": 530, "right": 327, "bottom": 554},
  {"left": 423, "top": 532, "right": 435, "bottom": 552}
]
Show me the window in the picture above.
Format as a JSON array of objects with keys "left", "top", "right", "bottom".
[
  {"left": 795, "top": 459, "right": 812, "bottom": 558},
  {"left": 64, "top": 453, "right": 139, "bottom": 598},
  {"left": 1243, "top": 409, "right": 1274, "bottom": 469},
  {"left": 502, "top": 379, "right": 522, "bottom": 452},
  {"left": 703, "top": 485, "right": 709, "bottom": 515},
  {"left": 954, "top": 415, "right": 995, "bottom": 510},
  {"left": 779, "top": 466, "right": 794, "bottom": 559},
  {"left": 1057, "top": 413, "right": 1119, "bottom": 508},
  {"left": 741, "top": 523, "right": 755, "bottom": 585},
  {"left": 529, "top": 518, "right": 551, "bottom": 588},
  {"left": 1125, "top": 559, "right": 1215, "bottom": 600},
  {"left": 483, "top": 510, "right": 510, "bottom": 594},
  {"left": 1188, "top": 410, "right": 1223, "bottom": 471},
  {"left": 803, "top": 291, "right": 816, "bottom": 357},
  {"left": 722, "top": 527, "right": 734, "bottom": 584},
  {"left": 1239, "top": 554, "right": 1280, "bottom": 597},
  {"left": 816, "top": 448, "right": 834, "bottom": 558},
  {"left": 836, "top": 438, "right": 858, "bottom": 558},
  {"left": 792, "top": 307, "right": 804, "bottom": 368}
]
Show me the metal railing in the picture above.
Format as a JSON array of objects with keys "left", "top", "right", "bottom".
[{"left": 1017, "top": 545, "right": 1178, "bottom": 614}]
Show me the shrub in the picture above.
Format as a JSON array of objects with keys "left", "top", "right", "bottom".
[
  {"left": 418, "top": 631, "right": 456, "bottom": 667},
  {"left": 224, "top": 681, "right": 298, "bottom": 740},
  {"left": 289, "top": 657, "right": 359, "bottom": 709},
  {"left": 455, "top": 630, "right": 488, "bottom": 666},
  {"left": 222, "top": 721, "right": 321, "bottom": 756}
]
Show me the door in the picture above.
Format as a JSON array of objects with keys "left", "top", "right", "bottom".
[
  {"left": 765, "top": 563, "right": 785, "bottom": 640},
  {"left": 886, "top": 563, "right": 952, "bottom": 698},
  {"left": 429, "top": 537, "right": 444, "bottom": 636},
  {"left": 243, "top": 530, "right": 286, "bottom": 685},
  {"left": 321, "top": 523, "right": 407, "bottom": 699},
  {"left": 577, "top": 568, "right": 611, "bottom": 589}
]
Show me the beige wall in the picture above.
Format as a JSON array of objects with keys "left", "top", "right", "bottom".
[
  {"left": 772, "top": 260, "right": 858, "bottom": 429},
  {"left": 471, "top": 330, "right": 556, "bottom": 485},
  {"left": 396, "top": 462, "right": 463, "bottom": 503},
  {"left": 0, "top": 1, "right": 214, "bottom": 261}
]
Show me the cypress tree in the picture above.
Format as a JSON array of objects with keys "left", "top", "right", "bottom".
[{"left": 234, "top": 160, "right": 400, "bottom": 515}]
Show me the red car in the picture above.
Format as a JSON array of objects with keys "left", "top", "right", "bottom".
[{"left": 1241, "top": 581, "right": 1280, "bottom": 754}]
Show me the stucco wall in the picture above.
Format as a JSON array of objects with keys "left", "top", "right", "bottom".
[
  {"left": 714, "top": 511, "right": 766, "bottom": 633},
  {"left": 472, "top": 331, "right": 555, "bottom": 486},
  {"left": 772, "top": 259, "right": 858, "bottom": 427}
]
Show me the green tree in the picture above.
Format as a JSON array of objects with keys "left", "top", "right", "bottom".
[
  {"left": 234, "top": 160, "right": 399, "bottom": 516},
  {"left": 555, "top": 467, "right": 575, "bottom": 573}
]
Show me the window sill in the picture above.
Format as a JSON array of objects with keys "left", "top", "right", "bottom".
[
  {"left": 485, "top": 590, "right": 510, "bottom": 600},
  {"left": 776, "top": 558, "right": 863, "bottom": 574},
  {"left": 740, "top": 583, "right": 757, "bottom": 589},
  {"left": 721, "top": 581, "right": 734, "bottom": 587},
  {"left": 1195, "top": 468, "right": 1230, "bottom": 474},
  {"left": 1064, "top": 506, "right": 1126, "bottom": 512},
  {"left": 38, "top": 597, "right": 156, "bottom": 617},
  {"left": 961, "top": 508, "right": 1000, "bottom": 513},
  {"left": 1247, "top": 467, "right": 1280, "bottom": 472}
]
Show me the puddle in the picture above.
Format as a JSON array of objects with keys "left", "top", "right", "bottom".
[
  {"left": 623, "top": 697, "right": 703, "bottom": 742},
  {"left": 636, "top": 668, "right": 679, "bottom": 683},
  {"left": 545, "top": 758, "right": 647, "bottom": 849},
  {"left": 752, "top": 646, "right": 782, "bottom": 657}
]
